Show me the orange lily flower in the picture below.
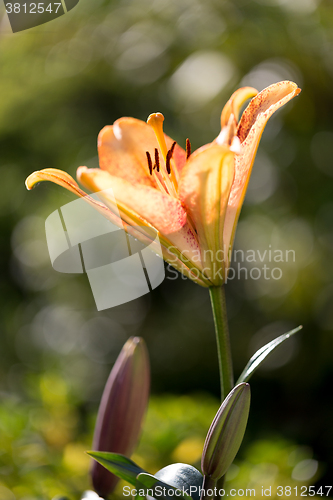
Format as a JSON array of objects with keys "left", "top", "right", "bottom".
[{"left": 26, "top": 81, "right": 300, "bottom": 287}]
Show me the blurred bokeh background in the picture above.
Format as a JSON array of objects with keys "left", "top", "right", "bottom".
[{"left": 1, "top": 0, "right": 333, "bottom": 498}]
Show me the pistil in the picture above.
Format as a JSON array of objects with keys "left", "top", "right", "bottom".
[
  {"left": 147, "top": 112, "right": 179, "bottom": 196},
  {"left": 147, "top": 112, "right": 169, "bottom": 158}
]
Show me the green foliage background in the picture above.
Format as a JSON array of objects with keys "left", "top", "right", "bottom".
[{"left": 0, "top": 0, "right": 333, "bottom": 498}]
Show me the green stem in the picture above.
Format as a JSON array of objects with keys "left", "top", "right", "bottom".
[
  {"left": 200, "top": 475, "right": 217, "bottom": 500},
  {"left": 209, "top": 285, "right": 234, "bottom": 402},
  {"left": 209, "top": 285, "right": 234, "bottom": 499},
  {"left": 216, "top": 476, "right": 225, "bottom": 500}
]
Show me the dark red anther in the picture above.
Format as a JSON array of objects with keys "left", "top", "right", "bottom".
[
  {"left": 170, "top": 141, "right": 176, "bottom": 155},
  {"left": 154, "top": 148, "right": 160, "bottom": 172},
  {"left": 166, "top": 141, "right": 177, "bottom": 175},
  {"left": 186, "top": 138, "right": 191, "bottom": 159},
  {"left": 146, "top": 151, "right": 153, "bottom": 175},
  {"left": 166, "top": 150, "right": 172, "bottom": 175}
]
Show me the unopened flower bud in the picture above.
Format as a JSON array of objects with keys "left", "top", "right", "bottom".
[
  {"left": 91, "top": 337, "right": 150, "bottom": 497},
  {"left": 201, "top": 383, "right": 250, "bottom": 480}
]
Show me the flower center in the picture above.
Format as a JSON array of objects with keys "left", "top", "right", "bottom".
[{"left": 146, "top": 112, "right": 192, "bottom": 198}]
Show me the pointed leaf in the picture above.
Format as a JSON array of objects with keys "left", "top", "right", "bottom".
[
  {"left": 87, "top": 451, "right": 147, "bottom": 486},
  {"left": 137, "top": 472, "right": 193, "bottom": 500},
  {"left": 135, "top": 478, "right": 147, "bottom": 500},
  {"left": 237, "top": 325, "right": 303, "bottom": 384}
]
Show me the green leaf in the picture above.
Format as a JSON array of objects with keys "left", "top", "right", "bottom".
[
  {"left": 136, "top": 472, "right": 193, "bottom": 500},
  {"left": 87, "top": 451, "right": 147, "bottom": 486},
  {"left": 135, "top": 478, "right": 147, "bottom": 500},
  {"left": 236, "top": 325, "right": 303, "bottom": 384}
]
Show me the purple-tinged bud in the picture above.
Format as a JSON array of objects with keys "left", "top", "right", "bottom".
[
  {"left": 91, "top": 337, "right": 150, "bottom": 498},
  {"left": 201, "top": 383, "right": 250, "bottom": 481}
]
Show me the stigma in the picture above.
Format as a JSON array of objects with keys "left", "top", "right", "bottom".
[
  {"left": 146, "top": 112, "right": 179, "bottom": 196},
  {"left": 147, "top": 113, "right": 168, "bottom": 160}
]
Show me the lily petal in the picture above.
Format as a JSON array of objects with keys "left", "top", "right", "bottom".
[
  {"left": 179, "top": 145, "right": 235, "bottom": 284},
  {"left": 220, "top": 87, "right": 258, "bottom": 128},
  {"left": 25, "top": 168, "right": 207, "bottom": 282},
  {"left": 77, "top": 167, "right": 187, "bottom": 235},
  {"left": 26, "top": 168, "right": 82, "bottom": 196},
  {"left": 223, "top": 81, "right": 301, "bottom": 266},
  {"left": 77, "top": 167, "right": 205, "bottom": 271},
  {"left": 162, "top": 245, "right": 211, "bottom": 287},
  {"left": 25, "top": 168, "right": 123, "bottom": 228},
  {"left": 98, "top": 118, "right": 186, "bottom": 187}
]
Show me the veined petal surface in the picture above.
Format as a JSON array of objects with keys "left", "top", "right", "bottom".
[
  {"left": 179, "top": 145, "right": 234, "bottom": 283},
  {"left": 98, "top": 118, "right": 186, "bottom": 187},
  {"left": 77, "top": 167, "right": 203, "bottom": 269},
  {"left": 77, "top": 167, "right": 187, "bottom": 235},
  {"left": 223, "top": 81, "right": 301, "bottom": 266}
]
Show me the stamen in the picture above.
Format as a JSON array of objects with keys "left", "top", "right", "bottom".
[
  {"left": 166, "top": 141, "right": 176, "bottom": 175},
  {"left": 166, "top": 151, "right": 171, "bottom": 174},
  {"left": 186, "top": 138, "right": 191, "bottom": 159},
  {"left": 146, "top": 151, "right": 153, "bottom": 175},
  {"left": 170, "top": 141, "right": 176, "bottom": 155},
  {"left": 154, "top": 148, "right": 160, "bottom": 172}
]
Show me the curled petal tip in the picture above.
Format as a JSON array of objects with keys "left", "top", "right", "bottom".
[
  {"left": 25, "top": 171, "right": 41, "bottom": 190},
  {"left": 26, "top": 169, "right": 80, "bottom": 190},
  {"left": 221, "top": 86, "right": 258, "bottom": 129},
  {"left": 281, "top": 80, "right": 301, "bottom": 96},
  {"left": 77, "top": 165, "right": 88, "bottom": 180},
  {"left": 24, "top": 168, "right": 91, "bottom": 200},
  {"left": 237, "top": 80, "right": 301, "bottom": 144}
]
